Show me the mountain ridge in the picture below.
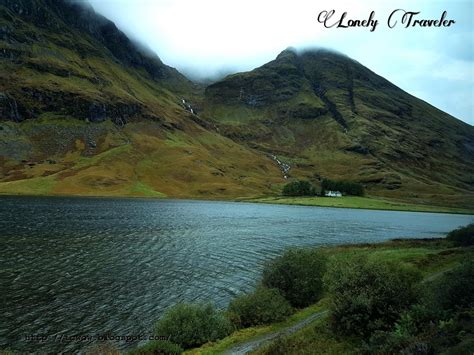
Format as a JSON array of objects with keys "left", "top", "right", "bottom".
[{"left": 202, "top": 47, "right": 474, "bottom": 202}]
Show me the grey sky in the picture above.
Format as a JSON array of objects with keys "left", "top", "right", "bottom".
[{"left": 87, "top": 0, "right": 473, "bottom": 125}]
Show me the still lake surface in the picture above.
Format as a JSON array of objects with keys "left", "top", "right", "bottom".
[{"left": 0, "top": 196, "right": 472, "bottom": 352}]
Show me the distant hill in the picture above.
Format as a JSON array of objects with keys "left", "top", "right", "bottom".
[{"left": 0, "top": 0, "right": 473, "bottom": 208}]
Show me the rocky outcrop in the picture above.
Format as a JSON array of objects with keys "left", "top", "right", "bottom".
[
  {"left": 85, "top": 101, "right": 144, "bottom": 125},
  {"left": 288, "top": 103, "right": 327, "bottom": 120},
  {"left": 88, "top": 102, "right": 107, "bottom": 122},
  {"left": 0, "top": 92, "right": 22, "bottom": 122},
  {"left": 345, "top": 144, "right": 370, "bottom": 155},
  {"left": 0, "top": 88, "right": 145, "bottom": 125}
]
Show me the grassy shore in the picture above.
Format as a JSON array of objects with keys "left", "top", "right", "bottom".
[
  {"left": 2, "top": 193, "right": 471, "bottom": 216},
  {"left": 183, "top": 301, "right": 328, "bottom": 355},
  {"left": 186, "top": 238, "right": 473, "bottom": 354},
  {"left": 247, "top": 195, "right": 474, "bottom": 215}
]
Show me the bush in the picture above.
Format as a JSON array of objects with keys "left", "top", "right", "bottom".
[
  {"left": 446, "top": 224, "right": 474, "bottom": 246},
  {"left": 228, "top": 287, "right": 293, "bottom": 327},
  {"left": 282, "top": 180, "right": 315, "bottom": 196},
  {"left": 366, "top": 330, "right": 433, "bottom": 355},
  {"left": 321, "top": 178, "right": 364, "bottom": 196},
  {"left": 154, "top": 303, "right": 232, "bottom": 349},
  {"left": 128, "top": 340, "right": 183, "bottom": 354},
  {"left": 394, "top": 303, "right": 440, "bottom": 337},
  {"left": 324, "top": 256, "right": 421, "bottom": 338},
  {"left": 365, "top": 262, "right": 474, "bottom": 354},
  {"left": 430, "top": 260, "right": 474, "bottom": 312},
  {"left": 262, "top": 249, "right": 327, "bottom": 308}
]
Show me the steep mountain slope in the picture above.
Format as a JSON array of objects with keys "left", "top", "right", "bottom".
[
  {"left": 0, "top": 0, "right": 282, "bottom": 198},
  {"left": 0, "top": 0, "right": 197, "bottom": 122},
  {"left": 202, "top": 49, "right": 474, "bottom": 207}
]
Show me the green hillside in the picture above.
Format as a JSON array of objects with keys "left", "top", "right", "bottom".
[{"left": 0, "top": 0, "right": 282, "bottom": 199}]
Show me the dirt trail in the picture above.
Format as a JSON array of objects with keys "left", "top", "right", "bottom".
[{"left": 224, "top": 310, "right": 329, "bottom": 355}]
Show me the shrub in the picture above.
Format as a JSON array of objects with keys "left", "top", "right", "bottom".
[
  {"left": 365, "top": 262, "right": 474, "bottom": 354},
  {"left": 366, "top": 330, "right": 433, "bottom": 355},
  {"left": 366, "top": 330, "right": 412, "bottom": 354},
  {"left": 154, "top": 303, "right": 232, "bottom": 349},
  {"left": 430, "top": 260, "right": 474, "bottom": 312},
  {"left": 394, "top": 303, "right": 440, "bottom": 337},
  {"left": 446, "top": 224, "right": 474, "bottom": 246},
  {"left": 282, "top": 180, "right": 315, "bottom": 196},
  {"left": 324, "top": 256, "right": 421, "bottom": 338},
  {"left": 128, "top": 340, "right": 183, "bottom": 355},
  {"left": 228, "top": 287, "right": 293, "bottom": 327},
  {"left": 262, "top": 249, "right": 327, "bottom": 308}
]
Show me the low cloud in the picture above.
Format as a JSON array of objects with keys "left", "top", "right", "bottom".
[{"left": 87, "top": 0, "right": 473, "bottom": 124}]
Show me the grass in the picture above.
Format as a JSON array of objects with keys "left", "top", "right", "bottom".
[
  {"left": 252, "top": 314, "right": 355, "bottom": 355},
  {"left": 0, "top": 175, "right": 57, "bottom": 195},
  {"left": 249, "top": 195, "right": 474, "bottom": 215},
  {"left": 323, "top": 240, "right": 469, "bottom": 277},
  {"left": 0, "top": 119, "right": 283, "bottom": 199},
  {"left": 73, "top": 144, "right": 132, "bottom": 169},
  {"left": 128, "top": 181, "right": 166, "bottom": 198},
  {"left": 185, "top": 238, "right": 473, "bottom": 354},
  {"left": 183, "top": 301, "right": 328, "bottom": 355}
]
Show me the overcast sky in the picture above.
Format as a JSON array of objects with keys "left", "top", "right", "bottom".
[{"left": 87, "top": 0, "right": 473, "bottom": 125}]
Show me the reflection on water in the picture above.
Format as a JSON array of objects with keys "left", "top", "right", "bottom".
[{"left": 0, "top": 196, "right": 472, "bottom": 352}]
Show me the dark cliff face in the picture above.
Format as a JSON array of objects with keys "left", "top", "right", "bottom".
[
  {"left": 0, "top": 0, "right": 197, "bottom": 123},
  {"left": 1, "top": 0, "right": 178, "bottom": 80}
]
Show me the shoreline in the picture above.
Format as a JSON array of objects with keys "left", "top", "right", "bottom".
[
  {"left": 0, "top": 192, "right": 473, "bottom": 215},
  {"left": 245, "top": 195, "right": 474, "bottom": 215}
]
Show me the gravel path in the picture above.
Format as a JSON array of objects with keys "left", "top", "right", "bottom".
[{"left": 224, "top": 310, "right": 329, "bottom": 355}]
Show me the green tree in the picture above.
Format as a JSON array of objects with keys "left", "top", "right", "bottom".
[
  {"left": 321, "top": 178, "right": 364, "bottom": 196},
  {"left": 282, "top": 180, "right": 315, "bottom": 196},
  {"left": 262, "top": 249, "right": 327, "bottom": 307}
]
